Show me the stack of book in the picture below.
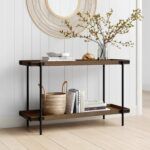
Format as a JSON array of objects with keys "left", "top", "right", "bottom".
[
  {"left": 42, "top": 52, "right": 74, "bottom": 61},
  {"left": 66, "top": 89, "right": 109, "bottom": 114},
  {"left": 84, "top": 102, "right": 109, "bottom": 112}
]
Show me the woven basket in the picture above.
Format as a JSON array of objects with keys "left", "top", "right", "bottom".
[{"left": 42, "top": 81, "right": 67, "bottom": 115}]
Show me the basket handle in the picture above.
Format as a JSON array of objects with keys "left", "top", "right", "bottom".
[
  {"left": 38, "top": 84, "right": 46, "bottom": 96},
  {"left": 62, "top": 81, "right": 68, "bottom": 93}
]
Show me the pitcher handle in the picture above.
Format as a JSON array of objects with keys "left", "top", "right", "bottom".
[{"left": 38, "top": 84, "right": 46, "bottom": 101}]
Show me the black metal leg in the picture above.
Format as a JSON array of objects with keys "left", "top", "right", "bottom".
[
  {"left": 39, "top": 64, "right": 43, "bottom": 135},
  {"left": 103, "top": 65, "right": 105, "bottom": 120},
  {"left": 121, "top": 64, "right": 124, "bottom": 126},
  {"left": 26, "top": 66, "right": 29, "bottom": 127}
]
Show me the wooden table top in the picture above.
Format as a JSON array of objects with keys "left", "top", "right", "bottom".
[{"left": 19, "top": 59, "right": 130, "bottom": 66}]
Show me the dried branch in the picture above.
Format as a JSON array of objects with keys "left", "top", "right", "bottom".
[{"left": 60, "top": 9, "right": 142, "bottom": 50}]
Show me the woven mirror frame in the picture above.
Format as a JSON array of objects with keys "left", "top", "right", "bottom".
[{"left": 26, "top": 0, "right": 97, "bottom": 38}]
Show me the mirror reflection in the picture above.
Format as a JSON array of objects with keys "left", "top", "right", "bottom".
[{"left": 47, "top": 0, "right": 79, "bottom": 17}]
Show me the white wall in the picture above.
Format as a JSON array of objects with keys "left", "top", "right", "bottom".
[
  {"left": 0, "top": 0, "right": 138, "bottom": 128},
  {"left": 143, "top": 1, "right": 150, "bottom": 91}
]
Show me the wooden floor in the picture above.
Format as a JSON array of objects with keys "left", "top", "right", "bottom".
[{"left": 0, "top": 92, "right": 150, "bottom": 150}]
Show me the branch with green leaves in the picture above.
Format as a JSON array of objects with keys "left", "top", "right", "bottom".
[{"left": 60, "top": 9, "right": 142, "bottom": 49}]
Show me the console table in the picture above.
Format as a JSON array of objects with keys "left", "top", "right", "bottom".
[{"left": 19, "top": 59, "right": 130, "bottom": 135}]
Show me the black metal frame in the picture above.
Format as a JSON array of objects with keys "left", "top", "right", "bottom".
[
  {"left": 103, "top": 65, "right": 105, "bottom": 120},
  {"left": 39, "top": 64, "right": 43, "bottom": 135},
  {"left": 26, "top": 66, "right": 29, "bottom": 127},
  {"left": 121, "top": 63, "right": 124, "bottom": 126},
  {"left": 102, "top": 64, "right": 125, "bottom": 125},
  {"left": 26, "top": 63, "right": 125, "bottom": 135},
  {"left": 26, "top": 64, "right": 43, "bottom": 135}
]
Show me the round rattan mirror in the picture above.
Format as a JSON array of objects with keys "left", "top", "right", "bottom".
[{"left": 26, "top": 0, "right": 97, "bottom": 38}]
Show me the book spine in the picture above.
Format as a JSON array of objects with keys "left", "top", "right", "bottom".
[
  {"left": 75, "top": 90, "right": 80, "bottom": 113},
  {"left": 71, "top": 93, "right": 76, "bottom": 114},
  {"left": 85, "top": 106, "right": 106, "bottom": 111},
  {"left": 76, "top": 92, "right": 79, "bottom": 113},
  {"left": 85, "top": 108, "right": 110, "bottom": 112},
  {"left": 80, "top": 91, "right": 85, "bottom": 112},
  {"left": 78, "top": 91, "right": 80, "bottom": 113}
]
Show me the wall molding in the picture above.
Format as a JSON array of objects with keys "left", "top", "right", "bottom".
[{"left": 136, "top": 0, "right": 142, "bottom": 115}]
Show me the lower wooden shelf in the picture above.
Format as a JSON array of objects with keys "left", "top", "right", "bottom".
[{"left": 19, "top": 104, "right": 130, "bottom": 121}]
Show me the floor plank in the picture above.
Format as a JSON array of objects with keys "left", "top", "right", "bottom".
[
  {"left": 0, "top": 130, "right": 26, "bottom": 150},
  {"left": 2, "top": 128, "right": 65, "bottom": 150},
  {"left": 0, "top": 141, "right": 9, "bottom": 150},
  {"left": 45, "top": 130, "right": 103, "bottom": 150}
]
